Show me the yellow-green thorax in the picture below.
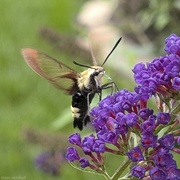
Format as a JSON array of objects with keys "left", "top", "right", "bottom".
[{"left": 77, "top": 66, "right": 105, "bottom": 92}]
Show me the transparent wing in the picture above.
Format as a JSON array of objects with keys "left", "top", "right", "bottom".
[{"left": 21, "top": 48, "right": 80, "bottom": 95}]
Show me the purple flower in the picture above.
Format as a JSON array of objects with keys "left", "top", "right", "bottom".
[
  {"left": 125, "top": 112, "right": 139, "bottom": 127},
  {"left": 141, "top": 115, "right": 156, "bottom": 132},
  {"left": 139, "top": 108, "right": 153, "bottom": 120},
  {"left": 164, "top": 34, "right": 180, "bottom": 56},
  {"left": 115, "top": 115, "right": 128, "bottom": 135},
  {"left": 157, "top": 112, "right": 171, "bottom": 124},
  {"left": 168, "top": 167, "right": 180, "bottom": 179},
  {"left": 66, "top": 147, "right": 80, "bottom": 162},
  {"left": 177, "top": 137, "right": 180, "bottom": 146},
  {"left": 132, "top": 64, "right": 149, "bottom": 84},
  {"left": 121, "top": 101, "right": 132, "bottom": 111},
  {"left": 165, "top": 56, "right": 180, "bottom": 78},
  {"left": 97, "top": 129, "right": 118, "bottom": 144},
  {"left": 90, "top": 106, "right": 100, "bottom": 117},
  {"left": 172, "top": 77, "right": 180, "bottom": 90},
  {"left": 132, "top": 63, "right": 147, "bottom": 74},
  {"left": 82, "top": 134, "right": 95, "bottom": 153},
  {"left": 158, "top": 134, "right": 175, "bottom": 150},
  {"left": 92, "top": 116, "right": 106, "bottom": 131},
  {"left": 131, "top": 165, "right": 146, "bottom": 178},
  {"left": 148, "top": 57, "right": 164, "bottom": 72},
  {"left": 69, "top": 133, "right": 81, "bottom": 146},
  {"left": 142, "top": 79, "right": 157, "bottom": 92},
  {"left": 149, "top": 166, "right": 167, "bottom": 180},
  {"left": 154, "top": 151, "right": 176, "bottom": 168},
  {"left": 98, "top": 95, "right": 115, "bottom": 108},
  {"left": 153, "top": 72, "right": 171, "bottom": 85},
  {"left": 127, "top": 91, "right": 141, "bottom": 104},
  {"left": 134, "top": 85, "right": 153, "bottom": 100},
  {"left": 115, "top": 112, "right": 125, "bottom": 122},
  {"left": 114, "top": 89, "right": 140, "bottom": 105},
  {"left": 127, "top": 146, "right": 144, "bottom": 162},
  {"left": 79, "top": 158, "right": 90, "bottom": 168},
  {"left": 113, "top": 102, "right": 123, "bottom": 113},
  {"left": 91, "top": 108, "right": 115, "bottom": 131},
  {"left": 141, "top": 131, "right": 157, "bottom": 148},
  {"left": 92, "top": 139, "right": 105, "bottom": 153}
]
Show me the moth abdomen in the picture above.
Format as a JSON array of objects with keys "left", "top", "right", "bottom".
[
  {"left": 73, "top": 115, "right": 90, "bottom": 131},
  {"left": 71, "top": 91, "right": 95, "bottom": 130}
]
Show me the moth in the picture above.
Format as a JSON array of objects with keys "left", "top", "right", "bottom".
[{"left": 21, "top": 37, "right": 121, "bottom": 130}]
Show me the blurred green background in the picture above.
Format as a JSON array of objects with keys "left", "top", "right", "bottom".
[{"left": 0, "top": 0, "right": 179, "bottom": 179}]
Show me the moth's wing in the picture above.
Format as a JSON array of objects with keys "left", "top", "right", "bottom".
[{"left": 21, "top": 48, "right": 80, "bottom": 95}]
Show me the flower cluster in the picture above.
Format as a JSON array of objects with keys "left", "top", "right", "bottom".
[
  {"left": 133, "top": 34, "right": 180, "bottom": 100},
  {"left": 66, "top": 34, "right": 180, "bottom": 180}
]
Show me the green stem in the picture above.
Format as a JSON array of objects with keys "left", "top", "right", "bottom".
[
  {"left": 171, "top": 103, "right": 180, "bottom": 121},
  {"left": 100, "top": 166, "right": 111, "bottom": 180},
  {"left": 111, "top": 158, "right": 131, "bottom": 180},
  {"left": 102, "top": 170, "right": 111, "bottom": 180}
]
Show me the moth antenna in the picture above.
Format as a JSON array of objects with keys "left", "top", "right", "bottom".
[
  {"left": 101, "top": 37, "right": 122, "bottom": 67},
  {"left": 73, "top": 61, "right": 93, "bottom": 69}
]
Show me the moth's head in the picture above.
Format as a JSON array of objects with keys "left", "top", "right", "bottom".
[
  {"left": 88, "top": 67, "right": 105, "bottom": 88},
  {"left": 89, "top": 66, "right": 105, "bottom": 77},
  {"left": 78, "top": 66, "right": 105, "bottom": 90}
]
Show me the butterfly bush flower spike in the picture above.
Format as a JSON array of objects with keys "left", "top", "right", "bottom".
[{"left": 66, "top": 34, "right": 180, "bottom": 180}]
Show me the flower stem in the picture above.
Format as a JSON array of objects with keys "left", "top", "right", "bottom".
[
  {"left": 171, "top": 103, "right": 180, "bottom": 121},
  {"left": 111, "top": 158, "right": 131, "bottom": 180}
]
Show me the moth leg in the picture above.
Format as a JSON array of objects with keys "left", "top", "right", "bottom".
[
  {"left": 81, "top": 93, "right": 90, "bottom": 127},
  {"left": 95, "top": 89, "right": 102, "bottom": 101},
  {"left": 101, "top": 81, "right": 118, "bottom": 96},
  {"left": 96, "top": 82, "right": 114, "bottom": 101},
  {"left": 83, "top": 92, "right": 95, "bottom": 126}
]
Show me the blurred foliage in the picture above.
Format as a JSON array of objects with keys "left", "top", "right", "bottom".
[
  {"left": 112, "top": 0, "right": 180, "bottom": 53},
  {"left": 0, "top": 0, "right": 179, "bottom": 179}
]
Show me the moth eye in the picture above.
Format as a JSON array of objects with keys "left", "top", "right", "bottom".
[
  {"left": 94, "top": 72, "right": 99, "bottom": 76},
  {"left": 93, "top": 69, "right": 100, "bottom": 76},
  {"left": 77, "top": 92, "right": 82, "bottom": 96}
]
